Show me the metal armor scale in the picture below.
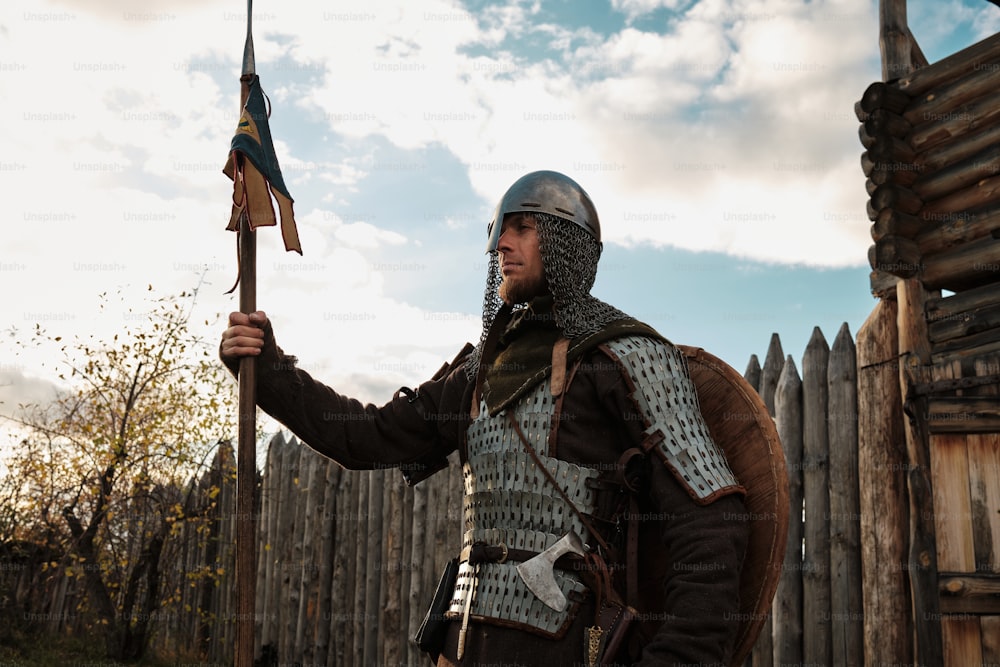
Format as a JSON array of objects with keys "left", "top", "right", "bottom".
[
  {"left": 445, "top": 376, "right": 598, "bottom": 637},
  {"left": 599, "top": 336, "right": 739, "bottom": 501},
  {"left": 444, "top": 334, "right": 741, "bottom": 637}
]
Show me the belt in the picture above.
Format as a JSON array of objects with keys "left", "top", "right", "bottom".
[{"left": 459, "top": 542, "right": 590, "bottom": 572}]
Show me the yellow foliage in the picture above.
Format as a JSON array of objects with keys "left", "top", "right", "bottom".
[{"left": 5, "top": 287, "right": 241, "bottom": 647}]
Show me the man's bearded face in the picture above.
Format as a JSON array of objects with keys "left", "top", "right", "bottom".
[{"left": 496, "top": 213, "right": 547, "bottom": 305}]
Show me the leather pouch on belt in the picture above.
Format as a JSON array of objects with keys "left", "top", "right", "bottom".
[
  {"left": 586, "top": 599, "right": 637, "bottom": 666},
  {"left": 415, "top": 557, "right": 459, "bottom": 660},
  {"left": 581, "top": 552, "right": 638, "bottom": 667}
]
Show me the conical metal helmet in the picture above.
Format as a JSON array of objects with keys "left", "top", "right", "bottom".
[
  {"left": 468, "top": 170, "right": 628, "bottom": 381},
  {"left": 485, "top": 170, "right": 600, "bottom": 252}
]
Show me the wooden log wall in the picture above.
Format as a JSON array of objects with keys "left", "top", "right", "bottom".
[
  {"left": 856, "top": 12, "right": 1000, "bottom": 666},
  {"left": 855, "top": 281, "right": 1000, "bottom": 667},
  {"left": 922, "top": 361, "right": 1000, "bottom": 664},
  {"left": 857, "top": 32, "right": 1000, "bottom": 299}
]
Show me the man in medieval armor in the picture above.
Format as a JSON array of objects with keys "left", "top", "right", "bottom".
[{"left": 221, "top": 171, "right": 751, "bottom": 666}]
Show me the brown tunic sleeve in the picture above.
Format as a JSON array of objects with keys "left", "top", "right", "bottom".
[
  {"left": 223, "top": 321, "right": 474, "bottom": 477},
  {"left": 556, "top": 349, "right": 751, "bottom": 666}
]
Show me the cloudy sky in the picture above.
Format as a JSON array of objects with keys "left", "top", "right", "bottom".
[{"left": 2, "top": 0, "right": 999, "bottom": 443}]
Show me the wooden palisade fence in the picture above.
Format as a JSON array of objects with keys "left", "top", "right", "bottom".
[
  {"left": 1, "top": 326, "right": 873, "bottom": 666},
  {"left": 744, "top": 326, "right": 864, "bottom": 667},
  {"left": 161, "top": 325, "right": 867, "bottom": 666},
  {"left": 185, "top": 325, "right": 869, "bottom": 666},
  {"left": 10, "top": 312, "right": 995, "bottom": 666}
]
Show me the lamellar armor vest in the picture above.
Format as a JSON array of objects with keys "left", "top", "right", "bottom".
[
  {"left": 445, "top": 376, "right": 598, "bottom": 637},
  {"left": 445, "top": 334, "right": 742, "bottom": 637}
]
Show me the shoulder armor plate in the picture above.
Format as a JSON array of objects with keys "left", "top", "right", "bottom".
[{"left": 600, "top": 336, "right": 741, "bottom": 502}]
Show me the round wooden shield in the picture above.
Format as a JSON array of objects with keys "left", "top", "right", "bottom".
[{"left": 678, "top": 345, "right": 789, "bottom": 667}]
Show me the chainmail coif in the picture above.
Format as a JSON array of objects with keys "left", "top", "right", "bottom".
[{"left": 466, "top": 213, "right": 630, "bottom": 381}]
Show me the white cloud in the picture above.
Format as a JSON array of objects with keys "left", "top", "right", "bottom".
[
  {"left": 265, "top": 0, "right": 880, "bottom": 266},
  {"left": 1, "top": 0, "right": 484, "bottom": 413},
  {"left": 610, "top": 0, "right": 689, "bottom": 23},
  {"left": 908, "top": 0, "right": 979, "bottom": 55},
  {"left": 0, "top": 0, "right": 948, "bottom": 418},
  {"left": 971, "top": 5, "right": 1000, "bottom": 42}
]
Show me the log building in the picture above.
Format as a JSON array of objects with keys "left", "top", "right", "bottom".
[{"left": 855, "top": 2, "right": 1000, "bottom": 665}]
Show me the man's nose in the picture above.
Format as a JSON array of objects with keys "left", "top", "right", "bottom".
[{"left": 496, "top": 229, "right": 513, "bottom": 253}]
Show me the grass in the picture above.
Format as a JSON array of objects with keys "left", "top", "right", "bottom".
[{"left": 0, "top": 633, "right": 195, "bottom": 667}]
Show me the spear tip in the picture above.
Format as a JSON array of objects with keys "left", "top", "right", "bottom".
[
  {"left": 242, "top": 34, "right": 255, "bottom": 77},
  {"left": 241, "top": 0, "right": 255, "bottom": 77}
]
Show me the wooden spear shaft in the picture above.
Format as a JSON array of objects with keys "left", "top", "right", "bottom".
[
  {"left": 235, "top": 213, "right": 257, "bottom": 667},
  {"left": 236, "top": 2, "right": 257, "bottom": 665}
]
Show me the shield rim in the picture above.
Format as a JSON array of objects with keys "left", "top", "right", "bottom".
[{"left": 678, "top": 344, "right": 790, "bottom": 667}]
